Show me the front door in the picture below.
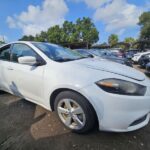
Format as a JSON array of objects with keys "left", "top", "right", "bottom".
[{"left": 9, "top": 43, "right": 45, "bottom": 103}]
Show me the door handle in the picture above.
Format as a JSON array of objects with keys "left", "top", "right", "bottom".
[{"left": 7, "top": 67, "right": 14, "bottom": 71}]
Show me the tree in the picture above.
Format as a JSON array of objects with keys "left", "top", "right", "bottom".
[
  {"left": 19, "top": 17, "right": 99, "bottom": 47},
  {"left": 124, "top": 37, "right": 135, "bottom": 44},
  {"left": 76, "top": 17, "right": 99, "bottom": 47},
  {"left": 35, "top": 31, "right": 48, "bottom": 42},
  {"left": 47, "top": 25, "right": 63, "bottom": 44},
  {"left": 138, "top": 11, "right": 150, "bottom": 39},
  {"left": 108, "top": 34, "right": 119, "bottom": 47},
  {"left": 19, "top": 35, "right": 35, "bottom": 41},
  {"left": 62, "top": 21, "right": 78, "bottom": 43},
  {"left": 124, "top": 37, "right": 136, "bottom": 49}
]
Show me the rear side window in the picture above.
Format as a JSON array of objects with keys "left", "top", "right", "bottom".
[
  {"left": 11, "top": 44, "right": 38, "bottom": 63},
  {"left": 0, "top": 45, "right": 11, "bottom": 61}
]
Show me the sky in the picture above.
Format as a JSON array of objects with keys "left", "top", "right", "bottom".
[{"left": 0, "top": 0, "right": 149, "bottom": 43}]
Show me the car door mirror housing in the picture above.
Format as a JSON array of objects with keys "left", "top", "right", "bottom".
[{"left": 18, "top": 56, "right": 37, "bottom": 66}]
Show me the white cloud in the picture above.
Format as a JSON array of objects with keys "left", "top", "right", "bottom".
[
  {"left": 93, "top": 0, "right": 143, "bottom": 33},
  {"left": 117, "top": 29, "right": 125, "bottom": 36},
  {"left": 82, "top": 0, "right": 110, "bottom": 9},
  {"left": 71, "top": 0, "right": 146, "bottom": 35},
  {"left": 7, "top": 0, "right": 68, "bottom": 36},
  {"left": 70, "top": 0, "right": 111, "bottom": 9},
  {"left": 7, "top": 16, "right": 17, "bottom": 28}
]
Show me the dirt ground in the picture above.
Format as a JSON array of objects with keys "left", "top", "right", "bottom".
[{"left": 0, "top": 65, "right": 150, "bottom": 150}]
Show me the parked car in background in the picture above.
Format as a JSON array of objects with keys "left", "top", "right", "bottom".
[
  {"left": 138, "top": 54, "right": 150, "bottom": 68},
  {"left": 125, "top": 49, "right": 139, "bottom": 59},
  {"left": 109, "top": 49, "right": 124, "bottom": 58},
  {"left": 132, "top": 51, "right": 150, "bottom": 63},
  {"left": 146, "top": 62, "right": 150, "bottom": 74},
  {"left": 87, "top": 49, "right": 133, "bottom": 67},
  {"left": 1, "top": 41, "right": 150, "bottom": 133}
]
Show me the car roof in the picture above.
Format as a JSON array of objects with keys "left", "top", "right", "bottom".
[
  {"left": 0, "top": 41, "right": 32, "bottom": 47},
  {"left": 0, "top": 41, "right": 60, "bottom": 49}
]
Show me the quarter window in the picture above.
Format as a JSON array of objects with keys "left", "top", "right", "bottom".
[
  {"left": 0, "top": 45, "right": 11, "bottom": 61},
  {"left": 11, "top": 44, "right": 38, "bottom": 63}
]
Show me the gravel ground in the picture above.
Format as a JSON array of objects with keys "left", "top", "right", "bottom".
[{"left": 0, "top": 65, "right": 150, "bottom": 150}]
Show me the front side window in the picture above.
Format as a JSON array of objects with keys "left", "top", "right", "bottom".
[
  {"left": 11, "top": 44, "right": 38, "bottom": 62},
  {"left": 32, "top": 43, "right": 85, "bottom": 62},
  {"left": 0, "top": 45, "right": 11, "bottom": 61}
]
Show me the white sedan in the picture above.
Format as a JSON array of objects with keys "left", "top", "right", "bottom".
[
  {"left": 0, "top": 41, "right": 150, "bottom": 133},
  {"left": 132, "top": 51, "right": 150, "bottom": 63}
]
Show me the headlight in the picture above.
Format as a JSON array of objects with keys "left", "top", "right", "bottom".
[{"left": 96, "top": 79, "right": 146, "bottom": 96}]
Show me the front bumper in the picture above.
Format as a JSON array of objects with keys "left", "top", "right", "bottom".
[{"left": 80, "top": 83, "right": 150, "bottom": 132}]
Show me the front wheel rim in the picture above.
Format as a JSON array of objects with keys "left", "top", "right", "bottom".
[{"left": 57, "top": 98, "right": 86, "bottom": 130}]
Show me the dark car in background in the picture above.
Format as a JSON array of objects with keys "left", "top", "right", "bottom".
[
  {"left": 109, "top": 49, "right": 125, "bottom": 58},
  {"left": 76, "top": 49, "right": 133, "bottom": 67},
  {"left": 146, "top": 63, "right": 150, "bottom": 74},
  {"left": 138, "top": 54, "right": 150, "bottom": 68},
  {"left": 125, "top": 49, "right": 139, "bottom": 59}
]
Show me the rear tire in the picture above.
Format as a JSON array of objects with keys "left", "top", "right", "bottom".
[{"left": 54, "top": 91, "right": 97, "bottom": 133}]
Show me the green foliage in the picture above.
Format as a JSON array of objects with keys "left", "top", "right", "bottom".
[
  {"left": 19, "top": 17, "right": 99, "bottom": 45},
  {"left": 124, "top": 37, "right": 135, "bottom": 44},
  {"left": 19, "top": 35, "right": 35, "bottom": 41},
  {"left": 108, "top": 34, "right": 119, "bottom": 47},
  {"left": 35, "top": 31, "right": 48, "bottom": 42},
  {"left": 76, "top": 17, "right": 99, "bottom": 44},
  {"left": 138, "top": 11, "right": 150, "bottom": 39},
  {"left": 47, "top": 25, "right": 63, "bottom": 44},
  {"left": 62, "top": 21, "right": 78, "bottom": 43},
  {"left": 140, "top": 24, "right": 150, "bottom": 39}
]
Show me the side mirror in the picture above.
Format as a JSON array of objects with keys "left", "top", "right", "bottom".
[{"left": 18, "top": 56, "right": 37, "bottom": 66}]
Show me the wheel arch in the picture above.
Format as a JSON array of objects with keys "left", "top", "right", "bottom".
[{"left": 49, "top": 88, "right": 98, "bottom": 124}]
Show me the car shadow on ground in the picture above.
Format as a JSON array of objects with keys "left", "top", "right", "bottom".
[{"left": 0, "top": 92, "right": 150, "bottom": 150}]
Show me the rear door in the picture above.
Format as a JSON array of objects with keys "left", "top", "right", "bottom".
[{"left": 9, "top": 43, "right": 46, "bottom": 103}]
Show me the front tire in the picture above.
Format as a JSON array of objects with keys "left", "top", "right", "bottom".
[{"left": 54, "top": 91, "right": 97, "bottom": 133}]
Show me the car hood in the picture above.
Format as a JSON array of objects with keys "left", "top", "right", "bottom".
[{"left": 75, "top": 58, "right": 145, "bottom": 81}]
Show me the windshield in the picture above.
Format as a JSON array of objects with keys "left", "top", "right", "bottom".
[
  {"left": 32, "top": 43, "right": 85, "bottom": 62},
  {"left": 77, "top": 50, "right": 91, "bottom": 57}
]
